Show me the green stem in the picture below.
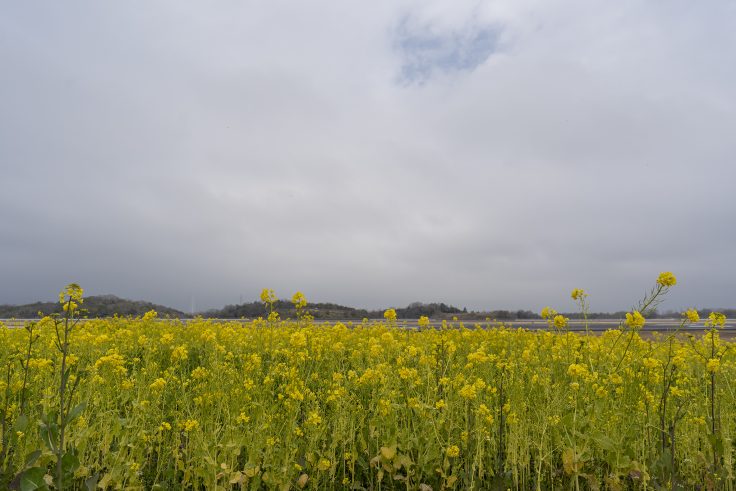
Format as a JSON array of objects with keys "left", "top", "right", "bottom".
[{"left": 56, "top": 302, "right": 72, "bottom": 491}]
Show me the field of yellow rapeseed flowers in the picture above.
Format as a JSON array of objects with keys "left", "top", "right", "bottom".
[{"left": 0, "top": 276, "right": 733, "bottom": 490}]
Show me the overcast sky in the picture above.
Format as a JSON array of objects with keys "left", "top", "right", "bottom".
[{"left": 1, "top": 1, "right": 735, "bottom": 313}]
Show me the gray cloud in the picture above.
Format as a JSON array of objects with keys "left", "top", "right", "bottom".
[{"left": 1, "top": 0, "right": 735, "bottom": 313}]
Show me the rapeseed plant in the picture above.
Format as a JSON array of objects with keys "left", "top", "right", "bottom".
[{"left": 0, "top": 278, "right": 731, "bottom": 489}]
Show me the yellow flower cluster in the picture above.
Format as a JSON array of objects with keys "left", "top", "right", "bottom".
[
  {"left": 683, "top": 309, "right": 700, "bottom": 323},
  {"left": 656, "top": 272, "right": 677, "bottom": 287},
  {"left": 179, "top": 419, "right": 199, "bottom": 432},
  {"left": 260, "top": 288, "right": 277, "bottom": 304},
  {"left": 625, "top": 311, "right": 646, "bottom": 330},
  {"left": 2, "top": 284, "right": 732, "bottom": 490},
  {"left": 571, "top": 288, "right": 586, "bottom": 300},
  {"left": 291, "top": 291, "right": 307, "bottom": 309},
  {"left": 706, "top": 312, "right": 727, "bottom": 329},
  {"left": 553, "top": 315, "right": 569, "bottom": 330}
]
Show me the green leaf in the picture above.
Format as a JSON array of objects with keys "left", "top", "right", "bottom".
[
  {"left": 65, "top": 402, "right": 87, "bottom": 424},
  {"left": 61, "top": 451, "right": 80, "bottom": 476},
  {"left": 23, "top": 450, "right": 42, "bottom": 468},
  {"left": 84, "top": 473, "right": 99, "bottom": 491},
  {"left": 13, "top": 414, "right": 29, "bottom": 433},
  {"left": 38, "top": 423, "right": 57, "bottom": 452},
  {"left": 18, "top": 467, "right": 46, "bottom": 491}
]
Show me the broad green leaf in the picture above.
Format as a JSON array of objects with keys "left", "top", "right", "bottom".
[
  {"left": 84, "top": 473, "right": 99, "bottom": 491},
  {"left": 38, "top": 423, "right": 58, "bottom": 452},
  {"left": 65, "top": 402, "right": 87, "bottom": 424},
  {"left": 18, "top": 467, "right": 46, "bottom": 491},
  {"left": 23, "top": 450, "right": 42, "bottom": 468},
  {"left": 13, "top": 414, "right": 29, "bottom": 433},
  {"left": 61, "top": 451, "right": 80, "bottom": 476}
]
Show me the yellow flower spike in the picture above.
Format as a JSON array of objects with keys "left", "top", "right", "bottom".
[
  {"left": 705, "top": 312, "right": 726, "bottom": 329},
  {"left": 260, "top": 288, "right": 276, "bottom": 304},
  {"left": 625, "top": 311, "right": 646, "bottom": 330},
  {"left": 656, "top": 272, "right": 677, "bottom": 287},
  {"left": 383, "top": 309, "right": 397, "bottom": 321},
  {"left": 540, "top": 307, "right": 556, "bottom": 320},
  {"left": 706, "top": 358, "right": 721, "bottom": 373},
  {"left": 683, "top": 309, "right": 700, "bottom": 323},
  {"left": 317, "top": 458, "right": 331, "bottom": 471},
  {"left": 553, "top": 315, "right": 568, "bottom": 330},
  {"left": 445, "top": 445, "right": 460, "bottom": 458},
  {"left": 291, "top": 291, "right": 307, "bottom": 309},
  {"left": 571, "top": 288, "right": 586, "bottom": 301},
  {"left": 59, "top": 283, "right": 84, "bottom": 304}
]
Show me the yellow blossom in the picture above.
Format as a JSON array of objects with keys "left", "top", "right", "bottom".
[
  {"left": 541, "top": 307, "right": 556, "bottom": 319},
  {"left": 171, "top": 345, "right": 188, "bottom": 362},
  {"left": 571, "top": 288, "right": 586, "bottom": 300},
  {"left": 657, "top": 272, "right": 677, "bottom": 287},
  {"left": 180, "top": 419, "right": 199, "bottom": 432},
  {"left": 260, "top": 288, "right": 276, "bottom": 304},
  {"left": 292, "top": 291, "right": 307, "bottom": 309},
  {"left": 625, "top": 311, "right": 646, "bottom": 330},
  {"left": 317, "top": 458, "right": 331, "bottom": 471},
  {"left": 706, "top": 312, "right": 726, "bottom": 329},
  {"left": 458, "top": 384, "right": 477, "bottom": 400},
  {"left": 59, "top": 283, "right": 84, "bottom": 304},
  {"left": 683, "top": 309, "right": 700, "bottom": 323},
  {"left": 305, "top": 411, "right": 323, "bottom": 426},
  {"left": 553, "top": 315, "right": 569, "bottom": 330}
]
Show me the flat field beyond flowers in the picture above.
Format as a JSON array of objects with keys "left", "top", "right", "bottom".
[{"left": 0, "top": 282, "right": 733, "bottom": 489}]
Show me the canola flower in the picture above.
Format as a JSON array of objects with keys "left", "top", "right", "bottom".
[
  {"left": 292, "top": 291, "right": 307, "bottom": 309},
  {"left": 625, "top": 310, "right": 646, "bottom": 330},
  {"left": 540, "top": 306, "right": 556, "bottom": 319},
  {"left": 657, "top": 271, "right": 677, "bottom": 287},
  {"left": 552, "top": 315, "right": 568, "bottom": 330},
  {"left": 570, "top": 288, "right": 586, "bottom": 301},
  {"left": 446, "top": 445, "right": 460, "bottom": 458},
  {"left": 683, "top": 308, "right": 700, "bottom": 323},
  {"left": 706, "top": 358, "right": 721, "bottom": 373},
  {"left": 706, "top": 312, "right": 726, "bottom": 328},
  {"left": 260, "top": 288, "right": 277, "bottom": 304},
  {"left": 0, "top": 280, "right": 732, "bottom": 490}
]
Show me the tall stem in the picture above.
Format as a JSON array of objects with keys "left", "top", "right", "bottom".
[
  {"left": 56, "top": 302, "right": 71, "bottom": 491},
  {"left": 710, "top": 330, "right": 717, "bottom": 473},
  {"left": 19, "top": 326, "right": 34, "bottom": 414}
]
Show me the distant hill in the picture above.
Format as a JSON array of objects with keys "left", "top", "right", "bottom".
[
  {"left": 205, "top": 300, "right": 466, "bottom": 320},
  {"left": 1, "top": 295, "right": 734, "bottom": 321},
  {"left": 0, "top": 294, "right": 188, "bottom": 318}
]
